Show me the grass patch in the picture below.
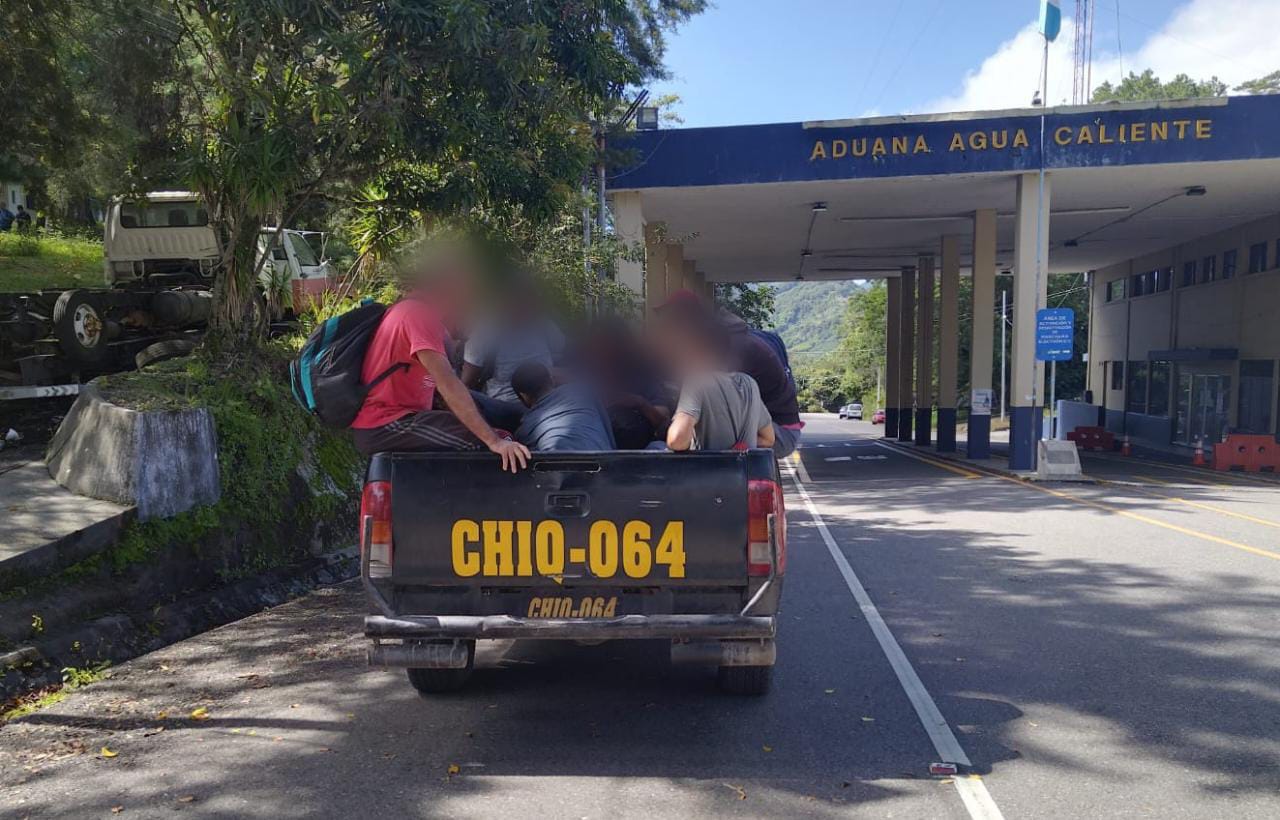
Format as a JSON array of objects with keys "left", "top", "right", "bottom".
[
  {"left": 93, "top": 343, "right": 361, "bottom": 575},
  {"left": 0, "top": 231, "right": 103, "bottom": 292},
  {"left": 1, "top": 662, "right": 110, "bottom": 723}
]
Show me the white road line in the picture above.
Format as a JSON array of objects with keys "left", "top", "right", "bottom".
[
  {"left": 785, "top": 464, "right": 1005, "bottom": 820},
  {"left": 824, "top": 456, "right": 852, "bottom": 462}
]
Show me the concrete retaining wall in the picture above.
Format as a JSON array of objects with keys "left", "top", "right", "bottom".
[{"left": 46, "top": 383, "right": 221, "bottom": 520}]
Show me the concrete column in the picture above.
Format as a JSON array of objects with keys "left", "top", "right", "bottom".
[
  {"left": 968, "top": 209, "right": 997, "bottom": 459},
  {"left": 612, "top": 191, "right": 645, "bottom": 296},
  {"left": 885, "top": 276, "right": 902, "bottom": 438},
  {"left": 914, "top": 255, "right": 935, "bottom": 446},
  {"left": 937, "top": 236, "right": 961, "bottom": 452},
  {"left": 643, "top": 223, "right": 669, "bottom": 314},
  {"left": 681, "top": 259, "right": 698, "bottom": 293},
  {"left": 665, "top": 242, "right": 685, "bottom": 300},
  {"left": 1010, "top": 172, "right": 1051, "bottom": 470},
  {"left": 897, "top": 266, "right": 915, "bottom": 443}
]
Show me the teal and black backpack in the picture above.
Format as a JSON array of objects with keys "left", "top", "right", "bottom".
[{"left": 289, "top": 301, "right": 407, "bottom": 428}]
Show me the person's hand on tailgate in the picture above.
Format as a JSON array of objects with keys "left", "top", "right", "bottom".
[{"left": 489, "top": 438, "right": 531, "bottom": 473}]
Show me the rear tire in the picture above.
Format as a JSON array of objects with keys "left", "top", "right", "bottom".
[
  {"left": 52, "top": 289, "right": 112, "bottom": 364},
  {"left": 717, "top": 665, "right": 772, "bottom": 696},
  {"left": 406, "top": 641, "right": 475, "bottom": 695}
]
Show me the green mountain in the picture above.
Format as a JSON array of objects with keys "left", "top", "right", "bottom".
[{"left": 769, "top": 280, "right": 862, "bottom": 354}]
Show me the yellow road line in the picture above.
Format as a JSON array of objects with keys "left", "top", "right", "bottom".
[
  {"left": 873, "top": 441, "right": 981, "bottom": 479},
  {"left": 995, "top": 473, "right": 1280, "bottom": 563},
  {"left": 879, "top": 439, "right": 1280, "bottom": 563},
  {"left": 1108, "top": 476, "right": 1280, "bottom": 530},
  {"left": 1120, "top": 458, "right": 1280, "bottom": 487}
]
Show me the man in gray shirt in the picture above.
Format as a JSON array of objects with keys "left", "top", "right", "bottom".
[
  {"left": 657, "top": 311, "right": 774, "bottom": 452},
  {"left": 669, "top": 371, "right": 774, "bottom": 451}
]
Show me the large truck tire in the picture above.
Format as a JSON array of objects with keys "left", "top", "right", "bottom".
[
  {"left": 717, "top": 665, "right": 773, "bottom": 696},
  {"left": 52, "top": 289, "right": 112, "bottom": 364},
  {"left": 135, "top": 339, "right": 198, "bottom": 370},
  {"left": 406, "top": 640, "right": 476, "bottom": 695}
]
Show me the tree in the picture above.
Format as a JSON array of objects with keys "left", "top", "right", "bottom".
[
  {"left": 714, "top": 283, "right": 777, "bottom": 328},
  {"left": 834, "top": 281, "right": 887, "bottom": 405},
  {"left": 1091, "top": 70, "right": 1226, "bottom": 103},
  {"left": 13, "top": 0, "right": 706, "bottom": 348},
  {"left": 1235, "top": 71, "right": 1280, "bottom": 96}
]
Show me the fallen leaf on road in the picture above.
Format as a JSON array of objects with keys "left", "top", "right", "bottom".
[
  {"left": 447, "top": 764, "right": 460, "bottom": 775},
  {"left": 290, "top": 704, "right": 300, "bottom": 709},
  {"left": 824, "top": 688, "right": 836, "bottom": 694},
  {"left": 189, "top": 707, "right": 209, "bottom": 721},
  {"left": 155, "top": 711, "right": 168, "bottom": 720},
  {"left": 762, "top": 745, "right": 773, "bottom": 752},
  {"left": 110, "top": 806, "right": 123, "bottom": 814},
  {"left": 722, "top": 783, "right": 747, "bottom": 800},
  {"left": 177, "top": 796, "right": 195, "bottom": 804},
  {"left": 100, "top": 747, "right": 118, "bottom": 758},
  {"left": 230, "top": 729, "right": 241, "bottom": 734}
]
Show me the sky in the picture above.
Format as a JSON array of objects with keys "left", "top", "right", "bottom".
[{"left": 648, "top": 0, "right": 1280, "bottom": 127}]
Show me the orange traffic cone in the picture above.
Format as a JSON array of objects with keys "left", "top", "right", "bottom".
[
  {"left": 1192, "top": 438, "right": 1206, "bottom": 467},
  {"left": 1120, "top": 435, "right": 1132, "bottom": 456}
]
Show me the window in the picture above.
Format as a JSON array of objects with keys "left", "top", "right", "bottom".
[
  {"left": 1106, "top": 278, "right": 1126, "bottom": 302},
  {"left": 1153, "top": 266, "right": 1172, "bottom": 292},
  {"left": 287, "top": 233, "right": 320, "bottom": 266},
  {"left": 1126, "top": 361, "right": 1149, "bottom": 413},
  {"left": 1148, "top": 361, "right": 1171, "bottom": 417},
  {"left": 1222, "top": 248, "right": 1238, "bottom": 279},
  {"left": 1248, "top": 242, "right": 1268, "bottom": 274},
  {"left": 1129, "top": 272, "right": 1147, "bottom": 297},
  {"left": 1182, "top": 260, "right": 1197, "bottom": 287},
  {"left": 1110, "top": 361, "right": 1125, "bottom": 391},
  {"left": 118, "top": 201, "right": 209, "bottom": 229},
  {"left": 1201, "top": 255, "right": 1217, "bottom": 283},
  {"left": 1238, "top": 360, "right": 1275, "bottom": 434}
]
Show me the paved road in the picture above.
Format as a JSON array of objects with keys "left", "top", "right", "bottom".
[{"left": 4, "top": 415, "right": 1280, "bottom": 818}]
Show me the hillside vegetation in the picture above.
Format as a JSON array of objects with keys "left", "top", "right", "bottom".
[{"left": 770, "top": 280, "right": 862, "bottom": 354}]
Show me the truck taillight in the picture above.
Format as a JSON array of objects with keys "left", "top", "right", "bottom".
[
  {"left": 747, "top": 479, "right": 786, "bottom": 576},
  {"left": 360, "top": 480, "right": 393, "bottom": 579}
]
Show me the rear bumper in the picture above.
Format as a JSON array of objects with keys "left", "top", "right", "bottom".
[{"left": 364, "top": 613, "right": 775, "bottom": 641}]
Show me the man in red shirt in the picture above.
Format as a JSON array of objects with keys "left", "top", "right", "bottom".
[{"left": 349, "top": 264, "right": 530, "bottom": 473}]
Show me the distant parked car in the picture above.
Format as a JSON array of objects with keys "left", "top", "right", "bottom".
[
  {"left": 848, "top": 402, "right": 863, "bottom": 420},
  {"left": 871, "top": 408, "right": 886, "bottom": 424}
]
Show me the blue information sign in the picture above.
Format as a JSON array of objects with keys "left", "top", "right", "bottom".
[{"left": 1036, "top": 308, "right": 1074, "bottom": 361}]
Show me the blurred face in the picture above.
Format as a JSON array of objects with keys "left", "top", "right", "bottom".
[
  {"left": 403, "top": 263, "right": 472, "bottom": 335},
  {"left": 650, "top": 313, "right": 720, "bottom": 379}
]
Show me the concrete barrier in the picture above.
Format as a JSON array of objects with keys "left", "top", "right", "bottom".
[{"left": 46, "top": 383, "right": 220, "bottom": 520}]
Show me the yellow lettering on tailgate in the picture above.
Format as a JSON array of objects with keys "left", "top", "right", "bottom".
[
  {"left": 482, "top": 520, "right": 514, "bottom": 577},
  {"left": 535, "top": 520, "right": 565, "bottom": 576},
  {"left": 589, "top": 520, "right": 619, "bottom": 578},
  {"left": 655, "top": 521, "right": 687, "bottom": 578},
  {"left": 452, "top": 519, "right": 481, "bottom": 577},
  {"left": 622, "top": 521, "right": 652, "bottom": 578},
  {"left": 515, "top": 520, "right": 534, "bottom": 576}
]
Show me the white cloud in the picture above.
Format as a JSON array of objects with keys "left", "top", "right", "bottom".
[{"left": 922, "top": 0, "right": 1280, "bottom": 114}]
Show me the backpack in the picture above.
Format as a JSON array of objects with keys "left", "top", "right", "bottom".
[
  {"left": 751, "top": 328, "right": 795, "bottom": 391},
  {"left": 289, "top": 301, "right": 408, "bottom": 428}
]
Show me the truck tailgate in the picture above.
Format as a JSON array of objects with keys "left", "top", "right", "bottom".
[{"left": 387, "top": 451, "right": 751, "bottom": 588}]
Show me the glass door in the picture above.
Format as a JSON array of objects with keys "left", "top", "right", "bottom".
[{"left": 1175, "top": 372, "right": 1231, "bottom": 445}]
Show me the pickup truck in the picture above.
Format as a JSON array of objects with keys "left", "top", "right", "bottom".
[{"left": 359, "top": 448, "right": 786, "bottom": 695}]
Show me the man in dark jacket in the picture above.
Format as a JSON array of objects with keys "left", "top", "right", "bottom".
[{"left": 510, "top": 362, "right": 616, "bottom": 452}]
